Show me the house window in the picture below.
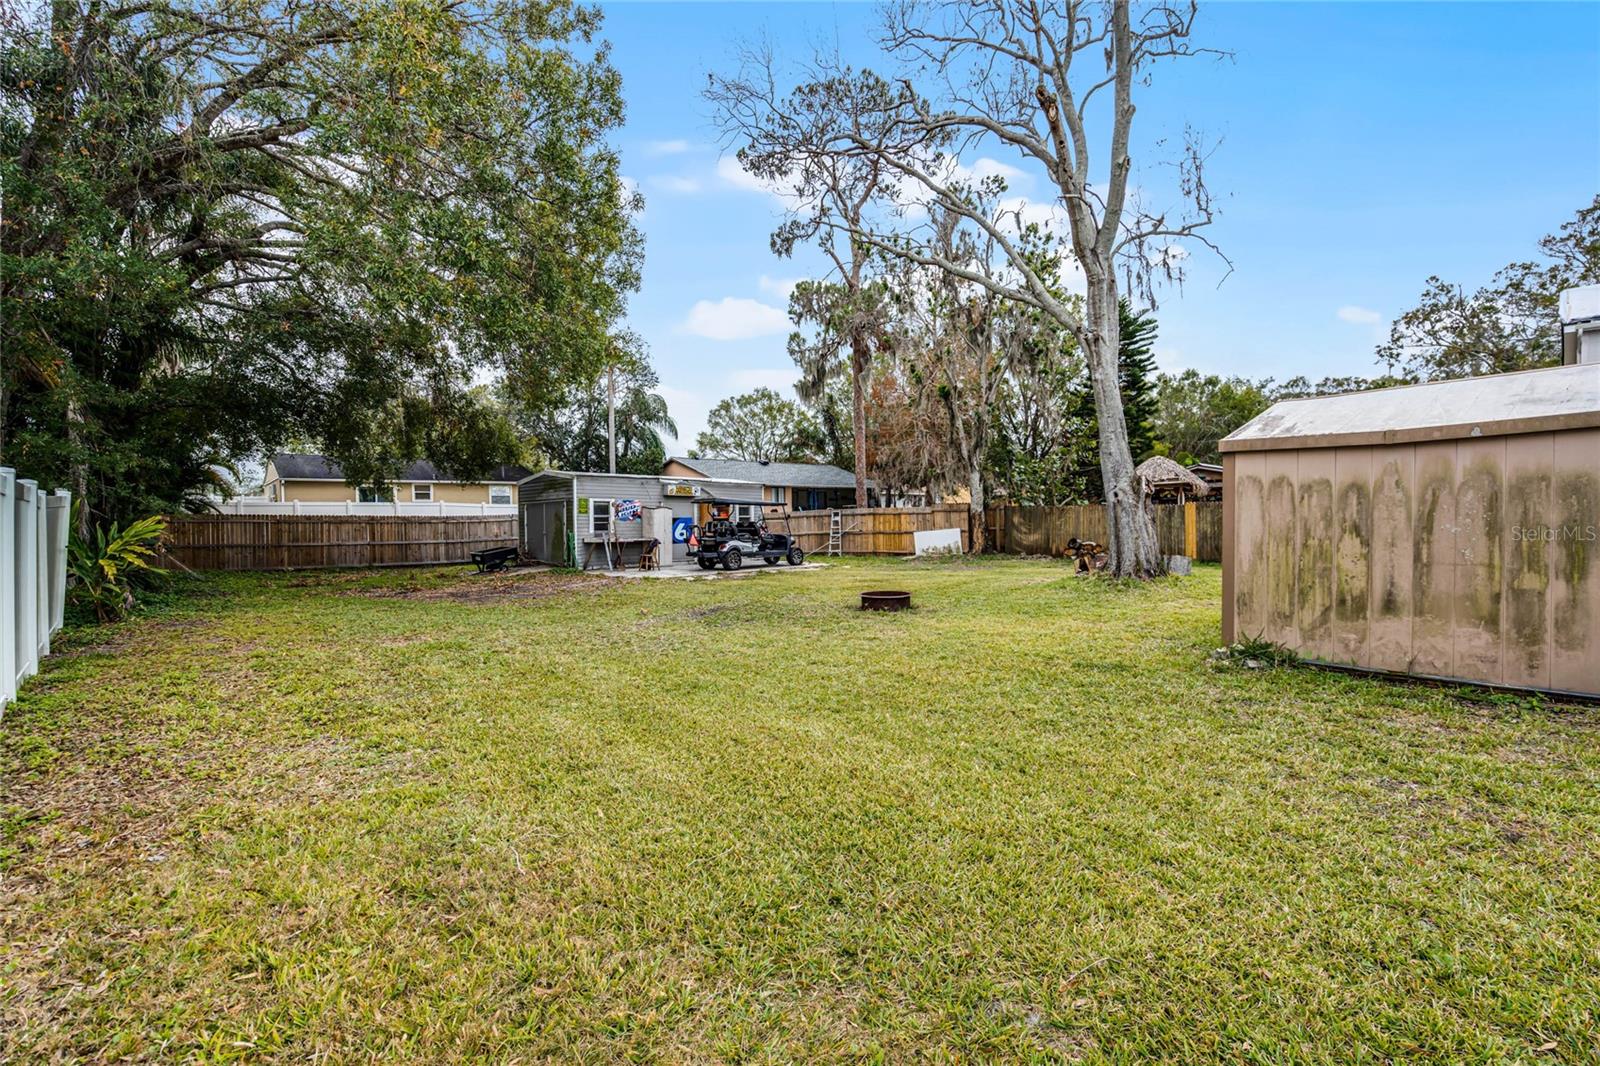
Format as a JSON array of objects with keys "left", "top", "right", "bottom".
[
  {"left": 771, "top": 487, "right": 786, "bottom": 505},
  {"left": 358, "top": 485, "right": 393, "bottom": 503},
  {"left": 734, "top": 504, "right": 758, "bottom": 523},
  {"left": 589, "top": 498, "right": 612, "bottom": 534},
  {"left": 489, "top": 485, "right": 512, "bottom": 506},
  {"left": 412, "top": 483, "right": 433, "bottom": 501}
]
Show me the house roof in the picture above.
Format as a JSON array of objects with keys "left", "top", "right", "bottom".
[
  {"left": 269, "top": 453, "right": 531, "bottom": 484},
  {"left": 666, "top": 456, "right": 867, "bottom": 489},
  {"left": 1220, "top": 364, "right": 1600, "bottom": 453}
]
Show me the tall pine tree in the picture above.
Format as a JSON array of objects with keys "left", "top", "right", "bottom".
[
  {"left": 1117, "top": 302, "right": 1160, "bottom": 461},
  {"left": 1069, "top": 301, "right": 1161, "bottom": 498}
]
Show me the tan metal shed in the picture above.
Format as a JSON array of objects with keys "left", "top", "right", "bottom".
[{"left": 1220, "top": 363, "right": 1600, "bottom": 698}]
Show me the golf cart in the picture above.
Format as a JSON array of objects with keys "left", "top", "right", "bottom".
[{"left": 688, "top": 497, "right": 805, "bottom": 570}]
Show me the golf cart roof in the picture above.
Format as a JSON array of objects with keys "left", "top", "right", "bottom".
[{"left": 702, "top": 496, "right": 773, "bottom": 507}]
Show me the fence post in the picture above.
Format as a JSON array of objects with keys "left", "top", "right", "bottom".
[
  {"left": 1183, "top": 501, "right": 1198, "bottom": 559},
  {"left": 15, "top": 479, "right": 39, "bottom": 687},
  {"left": 47, "top": 490, "right": 70, "bottom": 636},
  {"left": 0, "top": 469, "right": 15, "bottom": 714},
  {"left": 344, "top": 500, "right": 353, "bottom": 515},
  {"left": 34, "top": 486, "right": 49, "bottom": 659}
]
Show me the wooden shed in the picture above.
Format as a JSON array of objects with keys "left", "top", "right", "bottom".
[{"left": 1220, "top": 363, "right": 1600, "bottom": 698}]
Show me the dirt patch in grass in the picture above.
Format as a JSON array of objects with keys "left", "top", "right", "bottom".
[
  {"left": 1, "top": 734, "right": 207, "bottom": 892},
  {"left": 51, "top": 615, "right": 216, "bottom": 658},
  {"left": 344, "top": 569, "right": 614, "bottom": 604}
]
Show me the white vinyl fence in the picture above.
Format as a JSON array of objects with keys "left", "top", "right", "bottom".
[
  {"left": 1, "top": 469, "right": 70, "bottom": 719},
  {"left": 212, "top": 497, "right": 516, "bottom": 517}
]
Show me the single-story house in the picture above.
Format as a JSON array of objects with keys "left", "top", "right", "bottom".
[
  {"left": 661, "top": 457, "right": 868, "bottom": 511},
  {"left": 264, "top": 453, "right": 531, "bottom": 505},
  {"left": 519, "top": 470, "right": 770, "bottom": 568}
]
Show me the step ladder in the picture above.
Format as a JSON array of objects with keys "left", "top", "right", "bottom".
[{"left": 824, "top": 509, "right": 843, "bottom": 556}]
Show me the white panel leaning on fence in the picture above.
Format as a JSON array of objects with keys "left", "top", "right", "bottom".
[
  {"left": 912, "top": 528, "right": 964, "bottom": 556},
  {"left": 0, "top": 468, "right": 71, "bottom": 718}
]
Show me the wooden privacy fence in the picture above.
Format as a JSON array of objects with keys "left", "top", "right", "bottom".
[
  {"left": 162, "top": 514, "right": 516, "bottom": 571},
  {"left": 987, "top": 501, "right": 1222, "bottom": 562},
  {"left": 1, "top": 469, "right": 70, "bottom": 717},
  {"left": 785, "top": 505, "right": 972, "bottom": 555}
]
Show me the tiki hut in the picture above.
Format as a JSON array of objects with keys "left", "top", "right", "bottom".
[{"left": 1136, "top": 455, "right": 1211, "bottom": 503}]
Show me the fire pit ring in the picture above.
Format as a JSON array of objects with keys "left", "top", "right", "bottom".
[{"left": 860, "top": 590, "right": 912, "bottom": 612}]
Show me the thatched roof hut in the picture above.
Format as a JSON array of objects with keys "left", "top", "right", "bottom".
[{"left": 1135, "top": 455, "right": 1211, "bottom": 501}]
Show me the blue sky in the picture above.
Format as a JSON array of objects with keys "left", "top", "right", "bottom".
[{"left": 596, "top": 1, "right": 1600, "bottom": 453}]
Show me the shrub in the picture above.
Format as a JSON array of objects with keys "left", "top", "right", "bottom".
[{"left": 68, "top": 511, "right": 169, "bottom": 622}]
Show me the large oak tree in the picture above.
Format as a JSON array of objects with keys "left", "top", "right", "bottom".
[{"left": 2, "top": 0, "right": 640, "bottom": 525}]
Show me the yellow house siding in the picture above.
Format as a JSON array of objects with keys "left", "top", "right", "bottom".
[
  {"left": 278, "top": 480, "right": 359, "bottom": 502},
  {"left": 660, "top": 460, "right": 704, "bottom": 479},
  {"left": 272, "top": 479, "right": 518, "bottom": 504}
]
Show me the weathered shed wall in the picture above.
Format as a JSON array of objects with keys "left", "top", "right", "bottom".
[{"left": 1223, "top": 429, "right": 1600, "bottom": 696}]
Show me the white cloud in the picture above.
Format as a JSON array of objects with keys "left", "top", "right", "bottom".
[
  {"left": 998, "top": 194, "right": 1066, "bottom": 232},
  {"left": 993, "top": 195, "right": 1085, "bottom": 294},
  {"left": 1337, "top": 305, "right": 1382, "bottom": 325},
  {"left": 758, "top": 275, "right": 804, "bottom": 301},
  {"left": 646, "top": 138, "right": 691, "bottom": 156},
  {"left": 655, "top": 383, "right": 709, "bottom": 453},
  {"left": 649, "top": 174, "right": 702, "bottom": 194},
  {"left": 716, "top": 156, "right": 806, "bottom": 210},
  {"left": 680, "top": 297, "right": 792, "bottom": 341},
  {"left": 716, "top": 155, "right": 766, "bottom": 192},
  {"left": 947, "top": 155, "right": 1029, "bottom": 188}
]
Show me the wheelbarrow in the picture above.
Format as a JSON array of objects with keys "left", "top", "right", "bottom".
[{"left": 471, "top": 546, "right": 518, "bottom": 574}]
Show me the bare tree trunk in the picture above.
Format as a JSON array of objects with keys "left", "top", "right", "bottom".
[
  {"left": 66, "top": 391, "right": 90, "bottom": 538},
  {"left": 606, "top": 363, "right": 616, "bottom": 473},
  {"left": 966, "top": 460, "right": 986, "bottom": 553},
  {"left": 1083, "top": 274, "right": 1161, "bottom": 577},
  {"left": 850, "top": 327, "right": 869, "bottom": 507}
]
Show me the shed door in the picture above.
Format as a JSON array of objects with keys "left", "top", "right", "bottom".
[
  {"left": 547, "top": 502, "right": 570, "bottom": 566},
  {"left": 527, "top": 500, "right": 572, "bottom": 566}
]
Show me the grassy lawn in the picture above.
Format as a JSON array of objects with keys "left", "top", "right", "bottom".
[{"left": 3, "top": 558, "right": 1598, "bottom": 1063}]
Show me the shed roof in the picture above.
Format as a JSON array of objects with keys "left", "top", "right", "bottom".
[
  {"left": 666, "top": 456, "right": 866, "bottom": 489},
  {"left": 1219, "top": 364, "right": 1600, "bottom": 453},
  {"left": 270, "top": 452, "right": 531, "bottom": 484}
]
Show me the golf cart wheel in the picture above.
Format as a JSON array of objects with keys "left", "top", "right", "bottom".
[
  {"left": 765, "top": 555, "right": 779, "bottom": 565},
  {"left": 723, "top": 548, "right": 743, "bottom": 570},
  {"left": 787, "top": 547, "right": 804, "bottom": 566},
  {"left": 697, "top": 557, "right": 716, "bottom": 570}
]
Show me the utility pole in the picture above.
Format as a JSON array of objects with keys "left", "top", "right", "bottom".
[{"left": 606, "top": 364, "right": 616, "bottom": 473}]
